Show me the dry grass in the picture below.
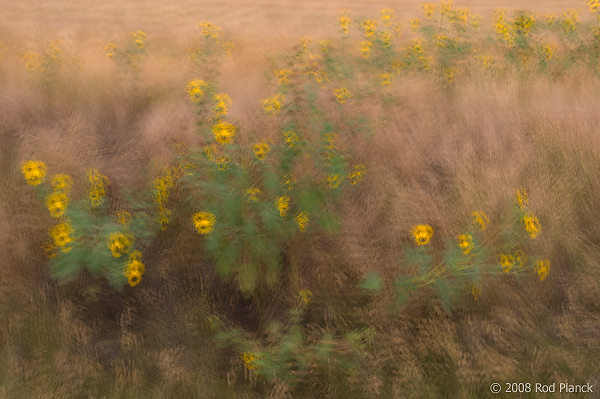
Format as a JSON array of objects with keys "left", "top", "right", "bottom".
[{"left": 1, "top": 0, "right": 600, "bottom": 398}]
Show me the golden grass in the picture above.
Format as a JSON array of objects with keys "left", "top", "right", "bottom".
[{"left": 1, "top": 0, "right": 600, "bottom": 397}]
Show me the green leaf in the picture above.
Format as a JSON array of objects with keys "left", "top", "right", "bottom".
[
  {"left": 403, "top": 245, "right": 433, "bottom": 274},
  {"left": 360, "top": 271, "right": 383, "bottom": 295},
  {"left": 319, "top": 209, "right": 340, "bottom": 233},
  {"left": 297, "top": 187, "right": 322, "bottom": 215},
  {"left": 315, "top": 333, "right": 334, "bottom": 361},
  {"left": 395, "top": 276, "right": 417, "bottom": 307},
  {"left": 432, "top": 278, "right": 459, "bottom": 314},
  {"left": 263, "top": 171, "right": 279, "bottom": 195}
]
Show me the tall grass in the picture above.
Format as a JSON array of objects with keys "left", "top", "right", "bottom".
[{"left": 1, "top": 1, "right": 600, "bottom": 398}]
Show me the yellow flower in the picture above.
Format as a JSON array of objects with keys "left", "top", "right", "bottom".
[
  {"left": 348, "top": 164, "right": 367, "bottom": 185},
  {"left": 561, "top": 10, "right": 579, "bottom": 34},
  {"left": 223, "top": 41, "right": 235, "bottom": 57},
  {"left": 283, "top": 131, "right": 300, "bottom": 148},
  {"left": 127, "top": 269, "right": 142, "bottom": 287},
  {"left": 590, "top": 0, "right": 600, "bottom": 13},
  {"left": 457, "top": 234, "right": 474, "bottom": 255},
  {"left": 513, "top": 11, "right": 535, "bottom": 36},
  {"left": 420, "top": 3, "right": 436, "bottom": 19},
  {"left": 523, "top": 214, "right": 541, "bottom": 239},
  {"left": 192, "top": 211, "right": 216, "bottom": 234},
  {"left": 108, "top": 232, "right": 133, "bottom": 258},
  {"left": 22, "top": 52, "right": 42, "bottom": 72},
  {"left": 514, "top": 250, "right": 527, "bottom": 269},
  {"left": 123, "top": 252, "right": 145, "bottom": 287},
  {"left": 22, "top": 160, "right": 47, "bottom": 186},
  {"left": 361, "top": 20, "right": 377, "bottom": 38},
  {"left": 440, "top": 0, "right": 454, "bottom": 16},
  {"left": 360, "top": 41, "right": 372, "bottom": 58},
  {"left": 472, "top": 284, "right": 480, "bottom": 301},
  {"left": 204, "top": 144, "right": 216, "bottom": 161},
  {"left": 253, "top": 142, "right": 271, "bottom": 160},
  {"left": 545, "top": 14, "right": 556, "bottom": 26},
  {"left": 418, "top": 56, "right": 431, "bottom": 71},
  {"left": 246, "top": 188, "right": 261, "bottom": 202},
  {"left": 408, "top": 38, "right": 425, "bottom": 55},
  {"left": 476, "top": 55, "right": 494, "bottom": 70},
  {"left": 535, "top": 259, "right": 550, "bottom": 281},
  {"left": 323, "top": 133, "right": 337, "bottom": 150},
  {"left": 296, "top": 212, "right": 309, "bottom": 232},
  {"left": 158, "top": 206, "right": 172, "bottom": 231},
  {"left": 299, "top": 288, "right": 313, "bottom": 304},
  {"left": 443, "top": 67, "right": 457, "bottom": 83},
  {"left": 103, "top": 43, "right": 117, "bottom": 59},
  {"left": 334, "top": 88, "right": 351, "bottom": 104},
  {"left": 241, "top": 352, "right": 258, "bottom": 370},
  {"left": 379, "top": 73, "right": 393, "bottom": 86},
  {"left": 129, "top": 250, "right": 142, "bottom": 261},
  {"left": 154, "top": 175, "right": 173, "bottom": 207},
  {"left": 412, "top": 225, "right": 434, "bottom": 246},
  {"left": 46, "top": 192, "right": 69, "bottom": 219},
  {"left": 46, "top": 40, "right": 63, "bottom": 61},
  {"left": 276, "top": 69, "right": 293, "bottom": 85},
  {"left": 471, "top": 211, "right": 489, "bottom": 231},
  {"left": 339, "top": 12, "right": 352, "bottom": 34},
  {"left": 541, "top": 43, "right": 554, "bottom": 61},
  {"left": 327, "top": 174, "right": 342, "bottom": 189},
  {"left": 471, "top": 14, "right": 482, "bottom": 28},
  {"left": 215, "top": 156, "right": 230, "bottom": 171},
  {"left": 211, "top": 121, "right": 236, "bottom": 145},
  {"left": 380, "top": 31, "right": 392, "bottom": 47},
  {"left": 132, "top": 31, "right": 146, "bottom": 41},
  {"left": 50, "top": 222, "right": 74, "bottom": 253},
  {"left": 320, "top": 40, "right": 332, "bottom": 53},
  {"left": 380, "top": 8, "right": 395, "bottom": 24},
  {"left": 50, "top": 174, "right": 73, "bottom": 193},
  {"left": 313, "top": 70, "right": 328, "bottom": 87},
  {"left": 411, "top": 18, "right": 421, "bottom": 33},
  {"left": 125, "top": 257, "right": 145, "bottom": 276},
  {"left": 514, "top": 188, "right": 529, "bottom": 210},
  {"left": 197, "top": 21, "right": 222, "bottom": 39},
  {"left": 213, "top": 93, "right": 231, "bottom": 117},
  {"left": 41, "top": 240, "right": 57, "bottom": 259},
  {"left": 282, "top": 174, "right": 296, "bottom": 190},
  {"left": 186, "top": 79, "right": 206, "bottom": 103},
  {"left": 276, "top": 195, "right": 290, "bottom": 217},
  {"left": 262, "top": 93, "right": 285, "bottom": 116},
  {"left": 116, "top": 210, "right": 132, "bottom": 226},
  {"left": 300, "top": 37, "right": 311, "bottom": 53},
  {"left": 500, "top": 254, "right": 515, "bottom": 273},
  {"left": 87, "top": 169, "right": 108, "bottom": 207}
]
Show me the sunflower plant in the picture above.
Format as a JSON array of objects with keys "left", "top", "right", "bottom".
[
  {"left": 22, "top": 161, "right": 159, "bottom": 290},
  {"left": 367, "top": 187, "right": 552, "bottom": 313},
  {"left": 176, "top": 68, "right": 367, "bottom": 298}
]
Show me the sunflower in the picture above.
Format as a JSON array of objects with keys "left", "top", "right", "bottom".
[
  {"left": 412, "top": 225, "right": 434, "bottom": 246},
  {"left": 46, "top": 192, "right": 69, "bottom": 219},
  {"left": 276, "top": 195, "right": 290, "bottom": 217},
  {"left": 192, "top": 212, "right": 216, "bottom": 235},
  {"left": 22, "top": 160, "right": 47, "bottom": 186},
  {"left": 295, "top": 212, "right": 309, "bottom": 232}
]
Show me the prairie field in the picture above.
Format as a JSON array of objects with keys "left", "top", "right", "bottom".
[{"left": 2, "top": 0, "right": 600, "bottom": 398}]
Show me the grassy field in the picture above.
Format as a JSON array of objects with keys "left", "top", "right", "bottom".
[{"left": 1, "top": 1, "right": 600, "bottom": 398}]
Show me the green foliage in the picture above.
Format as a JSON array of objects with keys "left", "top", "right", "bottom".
[
  {"left": 175, "top": 56, "right": 368, "bottom": 297},
  {"left": 360, "top": 271, "right": 383, "bottom": 294},
  {"left": 210, "top": 306, "right": 363, "bottom": 389},
  {"left": 27, "top": 170, "right": 160, "bottom": 290}
]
